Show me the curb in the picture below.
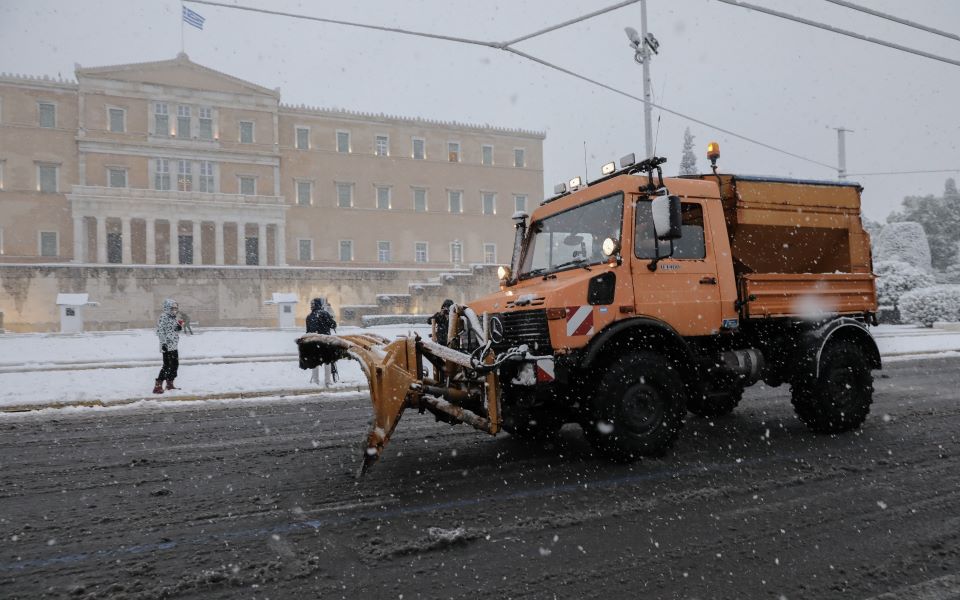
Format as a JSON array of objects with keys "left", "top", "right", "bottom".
[{"left": 0, "top": 385, "right": 367, "bottom": 413}]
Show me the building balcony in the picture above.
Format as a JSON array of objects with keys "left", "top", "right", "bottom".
[{"left": 69, "top": 185, "right": 286, "bottom": 207}]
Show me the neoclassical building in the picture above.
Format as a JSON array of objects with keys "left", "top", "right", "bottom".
[{"left": 0, "top": 54, "right": 544, "bottom": 268}]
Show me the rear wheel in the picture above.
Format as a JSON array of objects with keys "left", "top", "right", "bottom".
[
  {"left": 587, "top": 351, "right": 686, "bottom": 461},
  {"left": 791, "top": 340, "right": 874, "bottom": 433}
]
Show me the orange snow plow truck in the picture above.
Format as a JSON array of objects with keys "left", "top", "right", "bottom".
[{"left": 298, "top": 148, "right": 879, "bottom": 474}]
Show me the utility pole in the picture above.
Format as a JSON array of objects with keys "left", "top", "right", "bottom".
[
  {"left": 833, "top": 126, "right": 853, "bottom": 179},
  {"left": 625, "top": 0, "right": 659, "bottom": 159}
]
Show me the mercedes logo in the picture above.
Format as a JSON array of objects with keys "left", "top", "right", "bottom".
[{"left": 489, "top": 316, "right": 505, "bottom": 343}]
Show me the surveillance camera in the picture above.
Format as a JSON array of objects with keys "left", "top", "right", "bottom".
[{"left": 624, "top": 26, "right": 641, "bottom": 45}]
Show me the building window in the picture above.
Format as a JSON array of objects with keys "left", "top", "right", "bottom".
[
  {"left": 298, "top": 239, "right": 313, "bottom": 261},
  {"left": 108, "top": 108, "right": 125, "bottom": 133},
  {"left": 297, "top": 180, "right": 312, "bottom": 205},
  {"left": 448, "top": 142, "right": 460, "bottom": 163},
  {"left": 177, "top": 105, "right": 191, "bottom": 138},
  {"left": 336, "top": 130, "right": 350, "bottom": 153},
  {"left": 40, "top": 231, "right": 58, "bottom": 257},
  {"left": 239, "top": 121, "right": 254, "bottom": 144},
  {"left": 481, "top": 145, "right": 493, "bottom": 166},
  {"left": 198, "top": 161, "right": 216, "bottom": 192},
  {"left": 108, "top": 167, "right": 127, "bottom": 188},
  {"left": 198, "top": 107, "right": 213, "bottom": 140},
  {"left": 450, "top": 241, "right": 463, "bottom": 264},
  {"left": 296, "top": 127, "right": 310, "bottom": 150},
  {"left": 38, "top": 102, "right": 56, "bottom": 128},
  {"left": 483, "top": 243, "right": 497, "bottom": 263},
  {"left": 177, "top": 159, "right": 193, "bottom": 191},
  {"left": 38, "top": 164, "right": 58, "bottom": 193},
  {"left": 415, "top": 242, "right": 428, "bottom": 263},
  {"left": 514, "top": 148, "right": 526, "bottom": 168},
  {"left": 154, "top": 103, "right": 169, "bottom": 136},
  {"left": 376, "top": 186, "right": 391, "bottom": 210},
  {"left": 375, "top": 135, "right": 389, "bottom": 157},
  {"left": 482, "top": 192, "right": 496, "bottom": 215},
  {"left": 239, "top": 176, "right": 256, "bottom": 195},
  {"left": 413, "top": 188, "right": 427, "bottom": 212},
  {"left": 412, "top": 137, "right": 425, "bottom": 160},
  {"left": 377, "top": 241, "right": 391, "bottom": 263},
  {"left": 154, "top": 159, "right": 170, "bottom": 190},
  {"left": 339, "top": 240, "right": 353, "bottom": 261},
  {"left": 336, "top": 182, "right": 353, "bottom": 208},
  {"left": 514, "top": 194, "right": 527, "bottom": 213},
  {"left": 448, "top": 190, "right": 462, "bottom": 213}
]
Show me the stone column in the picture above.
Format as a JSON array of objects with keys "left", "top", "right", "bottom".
[
  {"left": 96, "top": 217, "right": 107, "bottom": 264},
  {"left": 275, "top": 222, "right": 286, "bottom": 266},
  {"left": 236, "top": 222, "right": 246, "bottom": 265},
  {"left": 169, "top": 220, "right": 178, "bottom": 265},
  {"left": 214, "top": 220, "right": 224, "bottom": 266},
  {"left": 72, "top": 216, "right": 86, "bottom": 263},
  {"left": 192, "top": 220, "right": 201, "bottom": 265},
  {"left": 145, "top": 218, "right": 156, "bottom": 265},
  {"left": 121, "top": 217, "right": 132, "bottom": 264},
  {"left": 257, "top": 223, "right": 267, "bottom": 266}
]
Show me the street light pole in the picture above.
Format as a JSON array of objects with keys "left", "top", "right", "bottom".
[
  {"left": 626, "top": 0, "right": 659, "bottom": 159},
  {"left": 639, "top": 0, "right": 654, "bottom": 158}
]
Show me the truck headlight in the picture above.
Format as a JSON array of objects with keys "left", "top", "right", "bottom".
[{"left": 498, "top": 265, "right": 512, "bottom": 280}]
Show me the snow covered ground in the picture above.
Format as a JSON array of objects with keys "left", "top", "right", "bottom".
[{"left": 0, "top": 323, "right": 958, "bottom": 411}]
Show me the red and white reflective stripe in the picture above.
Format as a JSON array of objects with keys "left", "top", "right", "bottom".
[
  {"left": 565, "top": 305, "right": 594, "bottom": 336},
  {"left": 535, "top": 359, "right": 555, "bottom": 382}
]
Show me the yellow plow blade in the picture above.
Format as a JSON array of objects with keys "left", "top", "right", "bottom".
[{"left": 297, "top": 333, "right": 420, "bottom": 475}]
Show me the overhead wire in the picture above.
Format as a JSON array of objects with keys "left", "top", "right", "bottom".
[
  {"left": 185, "top": 0, "right": 840, "bottom": 171},
  {"left": 822, "top": 0, "right": 960, "bottom": 43},
  {"left": 716, "top": 0, "right": 960, "bottom": 69}
]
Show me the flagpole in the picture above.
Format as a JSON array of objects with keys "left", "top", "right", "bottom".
[{"left": 180, "top": 2, "right": 185, "bottom": 53}]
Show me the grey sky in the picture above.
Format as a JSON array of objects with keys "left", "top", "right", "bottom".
[{"left": 2, "top": 0, "right": 958, "bottom": 221}]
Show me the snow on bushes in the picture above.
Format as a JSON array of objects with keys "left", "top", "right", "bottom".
[
  {"left": 875, "top": 222, "right": 932, "bottom": 271},
  {"left": 874, "top": 260, "right": 936, "bottom": 307},
  {"left": 898, "top": 285, "right": 960, "bottom": 327}
]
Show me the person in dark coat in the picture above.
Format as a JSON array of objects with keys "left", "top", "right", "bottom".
[
  {"left": 428, "top": 299, "right": 455, "bottom": 346},
  {"left": 306, "top": 298, "right": 338, "bottom": 385},
  {"left": 154, "top": 298, "right": 183, "bottom": 394}
]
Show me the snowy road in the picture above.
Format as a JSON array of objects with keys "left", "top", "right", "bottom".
[{"left": 1, "top": 357, "right": 959, "bottom": 598}]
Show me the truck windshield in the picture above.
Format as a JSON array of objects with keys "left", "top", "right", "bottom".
[{"left": 519, "top": 192, "right": 624, "bottom": 279}]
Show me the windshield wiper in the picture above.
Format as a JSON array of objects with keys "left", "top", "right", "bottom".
[{"left": 543, "top": 257, "right": 592, "bottom": 278}]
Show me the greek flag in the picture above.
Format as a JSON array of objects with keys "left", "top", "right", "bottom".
[{"left": 182, "top": 6, "right": 205, "bottom": 30}]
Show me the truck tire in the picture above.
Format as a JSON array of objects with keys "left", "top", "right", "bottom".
[
  {"left": 791, "top": 340, "right": 874, "bottom": 433},
  {"left": 587, "top": 350, "right": 686, "bottom": 461},
  {"left": 686, "top": 387, "right": 743, "bottom": 418}
]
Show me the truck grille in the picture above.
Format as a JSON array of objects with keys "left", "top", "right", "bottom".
[{"left": 494, "top": 309, "right": 552, "bottom": 353}]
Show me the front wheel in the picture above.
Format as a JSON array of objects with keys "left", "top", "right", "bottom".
[
  {"left": 791, "top": 340, "right": 874, "bottom": 433},
  {"left": 586, "top": 351, "right": 686, "bottom": 461}
]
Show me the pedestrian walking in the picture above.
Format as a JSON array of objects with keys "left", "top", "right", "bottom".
[
  {"left": 153, "top": 298, "right": 183, "bottom": 394},
  {"left": 179, "top": 309, "right": 194, "bottom": 334},
  {"left": 428, "top": 299, "right": 455, "bottom": 346},
  {"left": 306, "top": 298, "right": 338, "bottom": 386}
]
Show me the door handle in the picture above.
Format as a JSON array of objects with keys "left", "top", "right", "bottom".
[{"left": 699, "top": 277, "right": 717, "bottom": 285}]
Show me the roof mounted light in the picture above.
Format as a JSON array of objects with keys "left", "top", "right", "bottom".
[
  {"left": 568, "top": 176, "right": 583, "bottom": 190},
  {"left": 707, "top": 142, "right": 720, "bottom": 162},
  {"left": 601, "top": 161, "right": 616, "bottom": 175},
  {"left": 620, "top": 152, "right": 636, "bottom": 168},
  {"left": 553, "top": 182, "right": 567, "bottom": 195}
]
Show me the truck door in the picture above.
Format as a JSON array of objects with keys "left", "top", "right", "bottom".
[{"left": 631, "top": 198, "right": 724, "bottom": 336}]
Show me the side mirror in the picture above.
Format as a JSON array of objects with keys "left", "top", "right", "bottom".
[
  {"left": 601, "top": 237, "right": 621, "bottom": 258},
  {"left": 652, "top": 195, "right": 682, "bottom": 240}
]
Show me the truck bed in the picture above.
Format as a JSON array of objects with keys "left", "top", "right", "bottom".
[{"left": 740, "top": 273, "right": 877, "bottom": 319}]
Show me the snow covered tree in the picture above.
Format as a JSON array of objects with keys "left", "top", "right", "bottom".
[
  {"left": 874, "top": 222, "right": 932, "bottom": 271},
  {"left": 678, "top": 127, "right": 698, "bottom": 175},
  {"left": 899, "top": 285, "right": 960, "bottom": 327},
  {"left": 886, "top": 179, "right": 960, "bottom": 271},
  {"left": 874, "top": 260, "right": 935, "bottom": 307}
]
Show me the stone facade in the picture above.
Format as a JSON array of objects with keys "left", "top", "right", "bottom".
[{"left": 0, "top": 54, "right": 543, "bottom": 330}]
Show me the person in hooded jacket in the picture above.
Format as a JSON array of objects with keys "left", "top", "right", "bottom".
[
  {"left": 154, "top": 298, "right": 183, "bottom": 394},
  {"left": 306, "top": 298, "right": 338, "bottom": 385}
]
